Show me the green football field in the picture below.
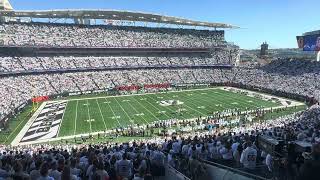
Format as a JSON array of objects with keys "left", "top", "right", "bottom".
[{"left": 58, "top": 88, "right": 280, "bottom": 137}]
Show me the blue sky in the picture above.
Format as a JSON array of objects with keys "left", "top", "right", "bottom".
[{"left": 9, "top": 0, "right": 320, "bottom": 49}]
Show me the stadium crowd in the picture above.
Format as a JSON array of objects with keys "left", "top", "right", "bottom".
[
  {"left": 0, "top": 22, "right": 319, "bottom": 180},
  {"left": 0, "top": 58, "right": 319, "bottom": 122},
  {"left": 0, "top": 104, "right": 319, "bottom": 180},
  {"left": 233, "top": 58, "right": 320, "bottom": 98},
  {"left": 0, "top": 23, "right": 224, "bottom": 48},
  {"left": 0, "top": 53, "right": 235, "bottom": 73}
]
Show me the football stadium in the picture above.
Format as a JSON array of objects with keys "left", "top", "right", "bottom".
[{"left": 0, "top": 0, "right": 319, "bottom": 180}]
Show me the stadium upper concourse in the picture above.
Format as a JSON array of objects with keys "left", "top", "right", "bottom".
[{"left": 0, "top": 1, "right": 320, "bottom": 180}]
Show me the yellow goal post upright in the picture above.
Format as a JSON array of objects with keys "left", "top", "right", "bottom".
[
  {"left": 32, "top": 99, "right": 40, "bottom": 113},
  {"left": 32, "top": 87, "right": 38, "bottom": 113},
  {"left": 31, "top": 95, "right": 50, "bottom": 113}
]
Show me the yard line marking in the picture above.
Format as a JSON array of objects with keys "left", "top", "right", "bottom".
[
  {"left": 209, "top": 90, "right": 258, "bottom": 109},
  {"left": 17, "top": 103, "right": 304, "bottom": 146},
  {"left": 159, "top": 92, "right": 206, "bottom": 116},
  {"left": 95, "top": 99, "right": 107, "bottom": 130},
  {"left": 57, "top": 102, "right": 68, "bottom": 137},
  {"left": 104, "top": 97, "right": 121, "bottom": 127},
  {"left": 85, "top": 99, "right": 92, "bottom": 133},
  {"left": 181, "top": 90, "right": 230, "bottom": 111},
  {"left": 130, "top": 96, "right": 160, "bottom": 121},
  {"left": 113, "top": 97, "right": 134, "bottom": 125},
  {"left": 141, "top": 95, "right": 171, "bottom": 119},
  {"left": 212, "top": 90, "right": 269, "bottom": 111},
  {"left": 73, "top": 100, "right": 78, "bottom": 135},
  {"left": 157, "top": 94, "right": 195, "bottom": 117},
  {"left": 125, "top": 100, "right": 149, "bottom": 125},
  {"left": 65, "top": 87, "right": 221, "bottom": 102},
  {"left": 145, "top": 95, "right": 176, "bottom": 118},
  {"left": 206, "top": 90, "right": 250, "bottom": 109},
  {"left": 147, "top": 94, "right": 196, "bottom": 118}
]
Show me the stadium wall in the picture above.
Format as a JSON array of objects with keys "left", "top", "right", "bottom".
[
  {"left": 202, "top": 160, "right": 265, "bottom": 180},
  {"left": 0, "top": 46, "right": 214, "bottom": 56},
  {"left": 0, "top": 65, "right": 233, "bottom": 76}
]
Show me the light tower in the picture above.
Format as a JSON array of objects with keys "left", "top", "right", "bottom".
[{"left": 260, "top": 42, "right": 269, "bottom": 57}]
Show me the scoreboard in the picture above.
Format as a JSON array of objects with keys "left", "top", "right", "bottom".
[{"left": 297, "top": 31, "right": 320, "bottom": 51}]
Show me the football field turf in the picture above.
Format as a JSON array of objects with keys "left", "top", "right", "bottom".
[{"left": 58, "top": 88, "right": 280, "bottom": 137}]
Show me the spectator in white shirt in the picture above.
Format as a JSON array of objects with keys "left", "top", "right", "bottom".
[{"left": 240, "top": 141, "right": 257, "bottom": 170}]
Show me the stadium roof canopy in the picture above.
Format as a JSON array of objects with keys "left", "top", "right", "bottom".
[
  {"left": 303, "top": 30, "right": 320, "bottom": 36},
  {"left": 0, "top": 9, "right": 239, "bottom": 29},
  {"left": 0, "top": 0, "right": 13, "bottom": 10}
]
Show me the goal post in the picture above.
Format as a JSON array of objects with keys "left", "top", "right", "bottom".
[
  {"left": 31, "top": 96, "right": 50, "bottom": 112},
  {"left": 32, "top": 101, "right": 39, "bottom": 112}
]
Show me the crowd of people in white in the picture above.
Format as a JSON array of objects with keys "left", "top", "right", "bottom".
[
  {"left": 234, "top": 59, "right": 320, "bottom": 98},
  {"left": 0, "top": 104, "right": 319, "bottom": 179},
  {"left": 0, "top": 58, "right": 319, "bottom": 122},
  {"left": 0, "top": 23, "right": 224, "bottom": 48},
  {"left": 0, "top": 22, "right": 318, "bottom": 179},
  {"left": 0, "top": 53, "right": 235, "bottom": 73}
]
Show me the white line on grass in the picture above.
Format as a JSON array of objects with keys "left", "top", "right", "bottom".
[
  {"left": 5, "top": 105, "right": 42, "bottom": 144},
  {"left": 136, "top": 95, "right": 171, "bottom": 119},
  {"left": 95, "top": 99, "right": 107, "bottom": 130},
  {"left": 160, "top": 93, "right": 200, "bottom": 116},
  {"left": 57, "top": 102, "right": 68, "bottom": 136},
  {"left": 86, "top": 100, "right": 92, "bottom": 133},
  {"left": 113, "top": 97, "right": 134, "bottom": 125},
  {"left": 16, "top": 103, "right": 305, "bottom": 146},
  {"left": 185, "top": 89, "right": 249, "bottom": 111},
  {"left": 209, "top": 90, "right": 258, "bottom": 109},
  {"left": 104, "top": 98, "right": 121, "bottom": 127},
  {"left": 125, "top": 99, "right": 150, "bottom": 125},
  {"left": 157, "top": 92, "right": 206, "bottom": 116},
  {"left": 10, "top": 102, "right": 48, "bottom": 146},
  {"left": 73, "top": 101, "right": 79, "bottom": 135},
  {"left": 130, "top": 96, "right": 160, "bottom": 121},
  {"left": 180, "top": 90, "right": 230, "bottom": 110},
  {"left": 209, "top": 89, "right": 272, "bottom": 111},
  {"left": 144, "top": 95, "right": 173, "bottom": 119},
  {"left": 194, "top": 90, "right": 259, "bottom": 112},
  {"left": 64, "top": 87, "right": 221, "bottom": 102},
  {"left": 5, "top": 117, "right": 27, "bottom": 144}
]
